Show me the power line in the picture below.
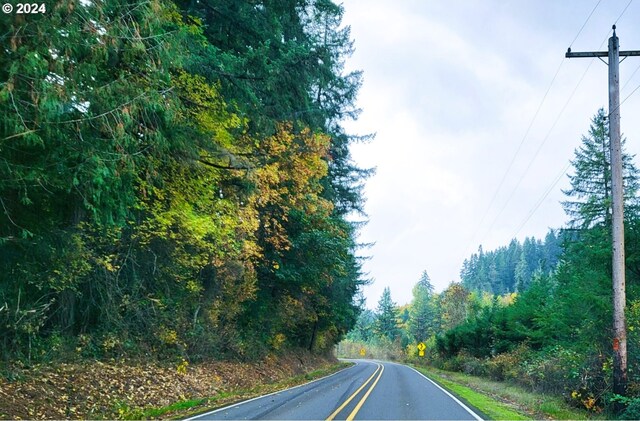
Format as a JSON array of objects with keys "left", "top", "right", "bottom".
[
  {"left": 476, "top": 21, "right": 627, "bottom": 248},
  {"left": 608, "top": 79, "right": 640, "bottom": 119},
  {"left": 570, "top": 0, "right": 603, "bottom": 48},
  {"left": 620, "top": 81, "right": 640, "bottom": 108},
  {"left": 512, "top": 161, "right": 571, "bottom": 238},
  {"left": 460, "top": 0, "right": 603, "bottom": 257},
  {"left": 478, "top": 56, "right": 596, "bottom": 246},
  {"left": 461, "top": 59, "right": 564, "bottom": 252},
  {"left": 621, "top": 61, "right": 640, "bottom": 91},
  {"left": 511, "top": 74, "right": 640, "bottom": 240},
  {"left": 507, "top": 7, "right": 639, "bottom": 242},
  {"left": 614, "top": 0, "right": 634, "bottom": 25}
]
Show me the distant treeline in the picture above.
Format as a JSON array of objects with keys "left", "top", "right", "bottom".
[
  {"left": 0, "top": 0, "right": 369, "bottom": 363},
  {"left": 460, "top": 230, "right": 563, "bottom": 294},
  {"left": 341, "top": 110, "right": 640, "bottom": 416}
]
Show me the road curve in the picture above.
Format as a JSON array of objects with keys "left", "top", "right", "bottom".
[{"left": 185, "top": 360, "right": 482, "bottom": 420}]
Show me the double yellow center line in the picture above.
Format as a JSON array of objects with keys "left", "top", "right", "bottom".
[{"left": 326, "top": 363, "right": 384, "bottom": 421}]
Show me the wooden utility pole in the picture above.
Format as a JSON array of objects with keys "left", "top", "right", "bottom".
[{"left": 566, "top": 25, "right": 640, "bottom": 397}]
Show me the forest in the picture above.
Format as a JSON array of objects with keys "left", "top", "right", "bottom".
[
  {"left": 0, "top": 0, "right": 370, "bottom": 364},
  {"left": 5, "top": 1, "right": 640, "bottom": 418},
  {"left": 341, "top": 109, "right": 640, "bottom": 417}
]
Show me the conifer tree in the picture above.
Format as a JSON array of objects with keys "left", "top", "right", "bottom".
[
  {"left": 562, "top": 108, "right": 640, "bottom": 229},
  {"left": 408, "top": 271, "right": 437, "bottom": 342},
  {"left": 375, "top": 287, "right": 400, "bottom": 341}
]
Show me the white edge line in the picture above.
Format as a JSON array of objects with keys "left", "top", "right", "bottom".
[
  {"left": 407, "top": 365, "right": 484, "bottom": 421},
  {"left": 183, "top": 361, "right": 360, "bottom": 421}
]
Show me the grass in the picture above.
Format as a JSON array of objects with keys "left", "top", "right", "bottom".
[
  {"left": 410, "top": 365, "right": 528, "bottom": 420},
  {"left": 411, "top": 364, "right": 605, "bottom": 420},
  {"left": 118, "top": 361, "right": 353, "bottom": 420},
  {"left": 118, "top": 399, "right": 207, "bottom": 420}
]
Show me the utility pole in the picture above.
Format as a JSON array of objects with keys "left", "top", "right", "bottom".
[{"left": 566, "top": 25, "right": 640, "bottom": 397}]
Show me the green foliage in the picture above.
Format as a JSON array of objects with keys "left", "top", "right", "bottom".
[
  {"left": 562, "top": 108, "right": 640, "bottom": 229},
  {"left": 0, "top": 0, "right": 369, "bottom": 364},
  {"left": 375, "top": 287, "right": 400, "bottom": 341},
  {"left": 620, "top": 397, "right": 640, "bottom": 420},
  {"left": 397, "top": 109, "right": 640, "bottom": 415},
  {"left": 461, "top": 230, "right": 563, "bottom": 294},
  {"left": 407, "top": 271, "right": 438, "bottom": 342},
  {"left": 346, "top": 309, "right": 376, "bottom": 343},
  {"left": 340, "top": 109, "right": 640, "bottom": 415}
]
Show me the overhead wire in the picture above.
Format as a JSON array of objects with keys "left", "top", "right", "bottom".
[
  {"left": 614, "top": 0, "right": 634, "bottom": 24},
  {"left": 512, "top": 161, "right": 571, "bottom": 238},
  {"left": 461, "top": 60, "right": 564, "bottom": 252},
  {"left": 620, "top": 82, "right": 640, "bottom": 109},
  {"left": 570, "top": 0, "right": 604, "bottom": 47},
  {"left": 505, "top": 0, "right": 637, "bottom": 241},
  {"left": 621, "top": 62, "right": 640, "bottom": 92},
  {"left": 460, "top": 0, "right": 603, "bottom": 257},
  {"left": 479, "top": 55, "right": 597, "bottom": 244}
]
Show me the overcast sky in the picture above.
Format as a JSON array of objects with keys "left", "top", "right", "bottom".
[{"left": 340, "top": 0, "right": 640, "bottom": 308}]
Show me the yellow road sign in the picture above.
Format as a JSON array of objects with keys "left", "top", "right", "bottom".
[
  {"left": 417, "top": 342, "right": 426, "bottom": 351},
  {"left": 359, "top": 348, "right": 366, "bottom": 356},
  {"left": 419, "top": 350, "right": 425, "bottom": 357}
]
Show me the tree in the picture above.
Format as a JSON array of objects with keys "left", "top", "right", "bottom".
[
  {"left": 0, "top": 0, "right": 200, "bottom": 351},
  {"left": 515, "top": 237, "right": 542, "bottom": 292},
  {"left": 408, "top": 271, "right": 437, "bottom": 342},
  {"left": 461, "top": 235, "right": 561, "bottom": 295},
  {"left": 347, "top": 309, "right": 376, "bottom": 343},
  {"left": 562, "top": 108, "right": 640, "bottom": 229},
  {"left": 0, "top": 0, "right": 370, "bottom": 362},
  {"left": 375, "top": 287, "right": 400, "bottom": 341},
  {"left": 440, "top": 283, "right": 472, "bottom": 331}
]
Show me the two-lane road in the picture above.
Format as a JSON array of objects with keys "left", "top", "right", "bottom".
[{"left": 186, "top": 360, "right": 482, "bottom": 420}]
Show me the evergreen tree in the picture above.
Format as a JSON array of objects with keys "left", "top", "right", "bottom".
[
  {"left": 346, "top": 309, "right": 376, "bottom": 343},
  {"left": 0, "top": 0, "right": 370, "bottom": 361},
  {"left": 515, "top": 237, "right": 541, "bottom": 292},
  {"left": 543, "top": 230, "right": 560, "bottom": 267},
  {"left": 562, "top": 108, "right": 640, "bottom": 229},
  {"left": 408, "top": 271, "right": 437, "bottom": 342},
  {"left": 462, "top": 234, "right": 561, "bottom": 294},
  {"left": 375, "top": 287, "right": 399, "bottom": 341}
]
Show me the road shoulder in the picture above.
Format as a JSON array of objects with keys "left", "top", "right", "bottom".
[
  {"left": 410, "top": 364, "right": 599, "bottom": 420},
  {"left": 178, "top": 361, "right": 354, "bottom": 420}
]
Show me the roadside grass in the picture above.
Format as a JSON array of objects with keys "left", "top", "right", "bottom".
[
  {"left": 117, "top": 361, "right": 353, "bottom": 420},
  {"left": 411, "top": 364, "right": 605, "bottom": 420}
]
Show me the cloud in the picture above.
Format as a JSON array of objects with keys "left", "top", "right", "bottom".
[{"left": 342, "top": 0, "right": 640, "bottom": 307}]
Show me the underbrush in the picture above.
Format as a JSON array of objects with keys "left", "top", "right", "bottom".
[
  {"left": 412, "top": 364, "right": 603, "bottom": 420},
  {"left": 422, "top": 344, "right": 623, "bottom": 416}
]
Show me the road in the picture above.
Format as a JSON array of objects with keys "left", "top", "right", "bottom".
[{"left": 186, "top": 360, "right": 482, "bottom": 420}]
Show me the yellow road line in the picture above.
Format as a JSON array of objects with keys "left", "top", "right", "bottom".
[
  {"left": 325, "top": 363, "right": 381, "bottom": 421},
  {"left": 345, "top": 363, "right": 384, "bottom": 421}
]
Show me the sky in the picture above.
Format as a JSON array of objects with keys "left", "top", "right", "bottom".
[{"left": 339, "top": 0, "right": 640, "bottom": 308}]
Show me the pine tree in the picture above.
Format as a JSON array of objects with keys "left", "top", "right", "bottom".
[
  {"left": 408, "top": 271, "right": 437, "bottom": 342},
  {"left": 346, "top": 309, "right": 376, "bottom": 343},
  {"left": 375, "top": 287, "right": 400, "bottom": 341},
  {"left": 562, "top": 108, "right": 640, "bottom": 229}
]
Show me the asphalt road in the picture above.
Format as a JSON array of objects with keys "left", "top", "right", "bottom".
[{"left": 186, "top": 360, "right": 483, "bottom": 420}]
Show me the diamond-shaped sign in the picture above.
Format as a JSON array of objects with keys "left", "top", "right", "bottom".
[{"left": 417, "top": 342, "right": 426, "bottom": 351}]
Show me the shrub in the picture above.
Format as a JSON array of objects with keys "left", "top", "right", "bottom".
[
  {"left": 620, "top": 397, "right": 640, "bottom": 420},
  {"left": 485, "top": 351, "right": 522, "bottom": 381}
]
